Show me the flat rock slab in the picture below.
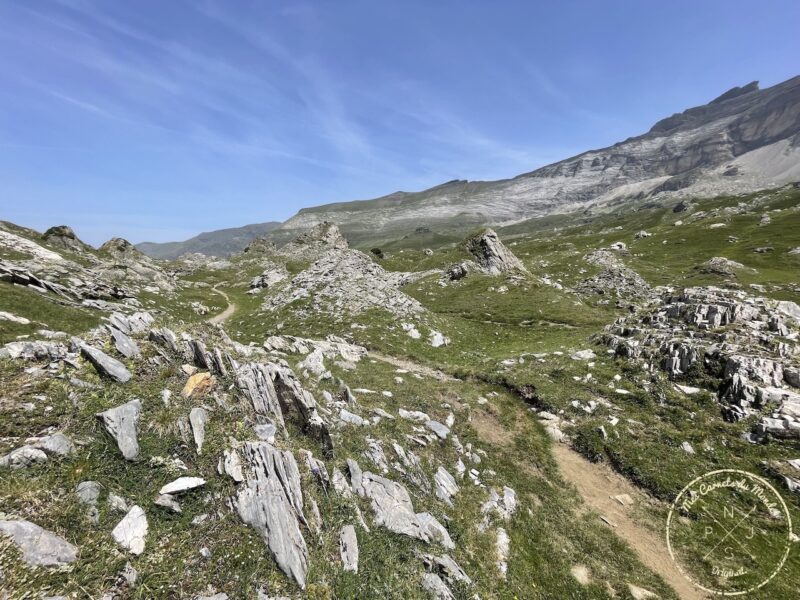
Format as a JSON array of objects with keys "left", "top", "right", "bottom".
[
  {"left": 159, "top": 476, "right": 206, "bottom": 495},
  {"left": 112, "top": 505, "right": 148, "bottom": 555},
  {"left": 97, "top": 399, "right": 142, "bottom": 460},
  {"left": 0, "top": 519, "right": 78, "bottom": 566},
  {"left": 79, "top": 342, "right": 132, "bottom": 383},
  {"left": 339, "top": 525, "right": 359, "bottom": 573}
]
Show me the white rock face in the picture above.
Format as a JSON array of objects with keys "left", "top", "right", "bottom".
[
  {"left": 0, "top": 229, "right": 63, "bottom": 261},
  {"left": 0, "top": 519, "right": 78, "bottom": 566},
  {"left": 112, "top": 505, "right": 148, "bottom": 555}
]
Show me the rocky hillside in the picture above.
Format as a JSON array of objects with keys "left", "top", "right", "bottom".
[
  {"left": 267, "top": 76, "right": 800, "bottom": 248},
  {"left": 137, "top": 222, "right": 281, "bottom": 260},
  {"left": 1, "top": 185, "right": 800, "bottom": 598}
]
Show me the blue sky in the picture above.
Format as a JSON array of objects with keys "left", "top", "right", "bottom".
[{"left": 1, "top": 1, "right": 798, "bottom": 246}]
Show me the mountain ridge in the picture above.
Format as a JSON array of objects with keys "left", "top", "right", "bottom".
[
  {"left": 138, "top": 76, "right": 800, "bottom": 253},
  {"left": 136, "top": 221, "right": 281, "bottom": 260}
]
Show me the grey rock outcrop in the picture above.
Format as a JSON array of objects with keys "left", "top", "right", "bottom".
[
  {"left": 264, "top": 248, "right": 425, "bottom": 318},
  {"left": 42, "top": 225, "right": 89, "bottom": 252},
  {"left": 109, "top": 326, "right": 140, "bottom": 359}
]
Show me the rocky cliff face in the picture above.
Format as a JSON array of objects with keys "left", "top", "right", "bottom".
[{"left": 269, "top": 76, "right": 800, "bottom": 247}]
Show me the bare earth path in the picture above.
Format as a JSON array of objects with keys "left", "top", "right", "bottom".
[
  {"left": 208, "top": 286, "right": 236, "bottom": 325},
  {"left": 552, "top": 443, "right": 707, "bottom": 600}
]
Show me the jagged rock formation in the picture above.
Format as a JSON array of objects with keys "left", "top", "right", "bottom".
[
  {"left": 244, "top": 237, "right": 278, "bottom": 254},
  {"left": 577, "top": 247, "right": 650, "bottom": 299},
  {"left": 465, "top": 229, "right": 528, "bottom": 275},
  {"left": 232, "top": 441, "right": 310, "bottom": 588},
  {"left": 263, "top": 247, "right": 425, "bottom": 318},
  {"left": 42, "top": 225, "right": 91, "bottom": 253},
  {"left": 277, "top": 221, "right": 349, "bottom": 262}
]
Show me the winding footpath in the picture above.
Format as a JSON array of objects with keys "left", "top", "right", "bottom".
[
  {"left": 208, "top": 286, "right": 236, "bottom": 325},
  {"left": 552, "top": 443, "right": 706, "bottom": 599}
]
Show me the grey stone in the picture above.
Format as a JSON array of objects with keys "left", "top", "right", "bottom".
[
  {"left": 79, "top": 341, "right": 132, "bottom": 383},
  {"left": 76, "top": 481, "right": 101, "bottom": 505},
  {"left": 112, "top": 505, "right": 148, "bottom": 555},
  {"left": 0, "top": 445, "right": 48, "bottom": 469},
  {"left": 0, "top": 519, "right": 78, "bottom": 567},
  {"left": 339, "top": 525, "right": 359, "bottom": 573},
  {"left": 421, "top": 553, "right": 472, "bottom": 586},
  {"left": 154, "top": 494, "right": 181, "bottom": 513},
  {"left": 97, "top": 399, "right": 142, "bottom": 460},
  {"left": 108, "top": 326, "right": 140, "bottom": 359},
  {"left": 357, "top": 471, "right": 454, "bottom": 549},
  {"left": 425, "top": 420, "right": 450, "bottom": 440},
  {"left": 149, "top": 327, "right": 179, "bottom": 352}
]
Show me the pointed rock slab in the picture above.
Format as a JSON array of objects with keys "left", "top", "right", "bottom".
[
  {"left": 0, "top": 519, "right": 78, "bottom": 566},
  {"left": 421, "top": 553, "right": 472, "bottom": 586},
  {"left": 189, "top": 407, "right": 208, "bottom": 454},
  {"left": 357, "top": 469, "right": 454, "bottom": 549},
  {"left": 112, "top": 505, "right": 148, "bottom": 555},
  {"left": 108, "top": 326, "right": 140, "bottom": 359},
  {"left": 159, "top": 476, "right": 206, "bottom": 495},
  {"left": 79, "top": 342, "right": 132, "bottom": 383},
  {"left": 233, "top": 441, "right": 309, "bottom": 589},
  {"left": 97, "top": 399, "right": 142, "bottom": 460},
  {"left": 339, "top": 525, "right": 359, "bottom": 573}
]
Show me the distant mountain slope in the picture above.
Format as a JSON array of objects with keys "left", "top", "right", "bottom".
[
  {"left": 268, "top": 76, "right": 800, "bottom": 248},
  {"left": 136, "top": 222, "right": 281, "bottom": 259}
]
